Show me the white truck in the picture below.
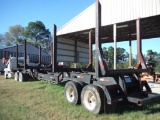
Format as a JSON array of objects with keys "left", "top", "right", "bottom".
[{"left": 3, "top": 56, "right": 38, "bottom": 79}]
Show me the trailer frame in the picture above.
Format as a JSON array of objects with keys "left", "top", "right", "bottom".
[{"left": 13, "top": 0, "right": 160, "bottom": 114}]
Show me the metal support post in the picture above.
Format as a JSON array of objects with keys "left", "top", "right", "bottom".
[
  {"left": 86, "top": 30, "right": 93, "bottom": 70},
  {"left": 113, "top": 24, "right": 117, "bottom": 70},
  {"left": 129, "top": 24, "right": 132, "bottom": 68},
  {"left": 16, "top": 44, "right": 18, "bottom": 68},
  {"left": 95, "top": 0, "right": 102, "bottom": 77},
  {"left": 52, "top": 24, "right": 57, "bottom": 72},
  {"left": 95, "top": 0, "right": 108, "bottom": 77},
  {"left": 38, "top": 46, "right": 41, "bottom": 66},
  {"left": 135, "top": 18, "right": 146, "bottom": 69},
  {"left": 129, "top": 40, "right": 132, "bottom": 68},
  {"left": 24, "top": 40, "right": 27, "bottom": 70}
]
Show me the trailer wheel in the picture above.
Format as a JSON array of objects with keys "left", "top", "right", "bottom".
[
  {"left": 19, "top": 72, "right": 27, "bottom": 82},
  {"left": 14, "top": 72, "right": 19, "bottom": 81},
  {"left": 4, "top": 71, "right": 8, "bottom": 79},
  {"left": 81, "top": 85, "right": 104, "bottom": 114},
  {"left": 64, "top": 81, "right": 82, "bottom": 105}
]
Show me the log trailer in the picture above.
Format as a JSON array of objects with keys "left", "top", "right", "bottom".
[
  {"left": 10, "top": 0, "right": 160, "bottom": 114},
  {"left": 2, "top": 54, "right": 38, "bottom": 79}
]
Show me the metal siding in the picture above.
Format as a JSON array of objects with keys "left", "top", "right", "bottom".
[
  {"left": 57, "top": 37, "right": 75, "bottom": 62},
  {"left": 77, "top": 41, "right": 88, "bottom": 48},
  {"left": 57, "top": 43, "right": 75, "bottom": 51},
  {"left": 77, "top": 47, "right": 88, "bottom": 53},
  {"left": 79, "top": 58, "right": 89, "bottom": 63},
  {"left": 57, "top": 37, "right": 89, "bottom": 63},
  {"left": 58, "top": 37, "right": 75, "bottom": 45},
  {"left": 1, "top": 44, "right": 48, "bottom": 56},
  {"left": 57, "top": 56, "right": 74, "bottom": 62},
  {"left": 57, "top": 0, "right": 160, "bottom": 36},
  {"left": 79, "top": 53, "right": 89, "bottom": 58},
  {"left": 57, "top": 49, "right": 75, "bottom": 56}
]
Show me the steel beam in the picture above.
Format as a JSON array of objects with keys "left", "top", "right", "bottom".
[
  {"left": 113, "top": 24, "right": 117, "bottom": 70},
  {"left": 24, "top": 40, "right": 27, "bottom": 70},
  {"left": 129, "top": 40, "right": 132, "bottom": 68},
  {"left": 52, "top": 24, "right": 57, "bottom": 72},
  {"left": 16, "top": 44, "right": 18, "bottom": 68},
  {"left": 38, "top": 46, "right": 41, "bottom": 66},
  {"left": 95, "top": 0, "right": 102, "bottom": 77},
  {"left": 129, "top": 23, "right": 132, "bottom": 68},
  {"left": 135, "top": 18, "right": 146, "bottom": 69},
  {"left": 95, "top": 0, "right": 108, "bottom": 77},
  {"left": 86, "top": 30, "right": 93, "bottom": 70}
]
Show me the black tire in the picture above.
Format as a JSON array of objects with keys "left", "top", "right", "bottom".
[
  {"left": 14, "top": 72, "right": 19, "bottom": 81},
  {"left": 81, "top": 85, "right": 104, "bottom": 114},
  {"left": 104, "top": 100, "right": 117, "bottom": 114},
  {"left": 4, "top": 71, "right": 8, "bottom": 79},
  {"left": 19, "top": 72, "right": 28, "bottom": 82},
  {"left": 64, "top": 81, "right": 83, "bottom": 105}
]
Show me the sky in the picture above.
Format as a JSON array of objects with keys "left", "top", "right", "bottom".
[{"left": 0, "top": 0, "right": 160, "bottom": 56}]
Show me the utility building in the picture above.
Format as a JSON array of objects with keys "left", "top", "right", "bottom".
[
  {"left": 56, "top": 0, "right": 160, "bottom": 68},
  {"left": 0, "top": 43, "right": 50, "bottom": 71}
]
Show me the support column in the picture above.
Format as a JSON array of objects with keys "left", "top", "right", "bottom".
[
  {"left": 74, "top": 41, "right": 77, "bottom": 68},
  {"left": 86, "top": 30, "right": 93, "bottom": 70},
  {"left": 38, "top": 46, "right": 41, "bottom": 66},
  {"left": 52, "top": 24, "right": 57, "bottom": 72},
  {"left": 129, "top": 40, "right": 132, "bottom": 68},
  {"left": 95, "top": 0, "right": 102, "bottom": 77},
  {"left": 24, "top": 40, "right": 27, "bottom": 70},
  {"left": 113, "top": 24, "right": 117, "bottom": 70},
  {"left": 16, "top": 44, "right": 19, "bottom": 68},
  {"left": 129, "top": 24, "right": 132, "bottom": 68},
  {"left": 135, "top": 18, "right": 146, "bottom": 69}
]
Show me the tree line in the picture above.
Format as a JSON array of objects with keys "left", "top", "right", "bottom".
[
  {"left": 93, "top": 47, "right": 160, "bottom": 73},
  {"left": 0, "top": 21, "right": 159, "bottom": 72},
  {"left": 0, "top": 21, "right": 51, "bottom": 51}
]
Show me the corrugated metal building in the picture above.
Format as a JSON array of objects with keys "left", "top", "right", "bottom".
[
  {"left": 57, "top": 0, "right": 160, "bottom": 37},
  {"left": 0, "top": 43, "right": 50, "bottom": 64},
  {"left": 55, "top": 0, "right": 160, "bottom": 66}
]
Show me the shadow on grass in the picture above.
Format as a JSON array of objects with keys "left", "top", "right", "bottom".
[{"left": 114, "top": 100, "right": 160, "bottom": 115}]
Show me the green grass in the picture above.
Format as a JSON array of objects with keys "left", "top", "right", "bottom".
[{"left": 0, "top": 75, "right": 160, "bottom": 120}]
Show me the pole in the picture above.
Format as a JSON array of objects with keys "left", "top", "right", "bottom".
[{"left": 113, "top": 24, "right": 117, "bottom": 70}]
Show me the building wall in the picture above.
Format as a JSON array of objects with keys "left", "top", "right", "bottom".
[
  {"left": 57, "top": 37, "right": 89, "bottom": 63},
  {"left": 0, "top": 43, "right": 50, "bottom": 64}
]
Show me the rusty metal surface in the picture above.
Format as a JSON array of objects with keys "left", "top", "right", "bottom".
[{"left": 135, "top": 18, "right": 147, "bottom": 69}]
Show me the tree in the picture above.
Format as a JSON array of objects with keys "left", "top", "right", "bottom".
[
  {"left": 155, "top": 53, "right": 160, "bottom": 72},
  {"left": 93, "top": 46, "right": 129, "bottom": 69},
  {"left": 4, "top": 25, "right": 25, "bottom": 45},
  {"left": 0, "top": 34, "right": 5, "bottom": 47},
  {"left": 0, "top": 34, "right": 4, "bottom": 43},
  {"left": 24, "top": 20, "right": 51, "bottom": 51},
  {"left": 146, "top": 49, "right": 158, "bottom": 61},
  {"left": 107, "top": 46, "right": 114, "bottom": 69}
]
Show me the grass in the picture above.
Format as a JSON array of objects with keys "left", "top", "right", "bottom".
[{"left": 0, "top": 75, "right": 160, "bottom": 120}]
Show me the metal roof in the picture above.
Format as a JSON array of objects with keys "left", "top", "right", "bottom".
[{"left": 57, "top": 0, "right": 160, "bottom": 43}]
